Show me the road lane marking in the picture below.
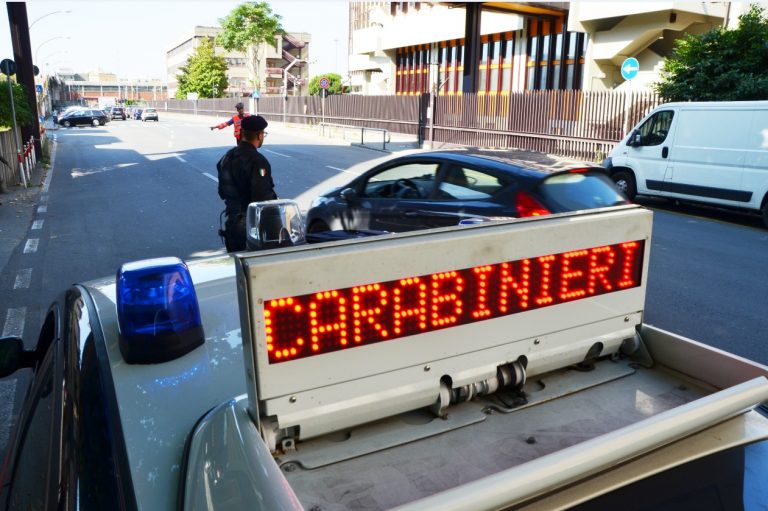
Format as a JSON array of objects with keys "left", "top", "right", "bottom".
[
  {"left": 326, "top": 165, "right": 361, "bottom": 176},
  {"left": 13, "top": 269, "right": 32, "bottom": 289},
  {"left": 263, "top": 149, "right": 291, "bottom": 158},
  {"left": 1, "top": 307, "right": 25, "bottom": 337},
  {"left": 23, "top": 239, "right": 39, "bottom": 254},
  {"left": 37, "top": 205, "right": 47, "bottom": 213},
  {"left": 175, "top": 154, "right": 187, "bottom": 163},
  {"left": 32, "top": 220, "right": 43, "bottom": 230},
  {"left": 203, "top": 173, "right": 218, "bottom": 182}
]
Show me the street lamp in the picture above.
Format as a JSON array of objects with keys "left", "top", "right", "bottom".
[
  {"left": 35, "top": 37, "right": 70, "bottom": 67},
  {"left": 29, "top": 10, "right": 71, "bottom": 30}
]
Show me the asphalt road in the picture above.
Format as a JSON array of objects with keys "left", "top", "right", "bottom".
[{"left": 0, "top": 112, "right": 766, "bottom": 460}]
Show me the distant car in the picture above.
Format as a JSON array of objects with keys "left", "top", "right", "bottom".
[
  {"left": 110, "top": 106, "right": 126, "bottom": 120},
  {"left": 58, "top": 109, "right": 108, "bottom": 128},
  {"left": 305, "top": 149, "right": 628, "bottom": 233},
  {"left": 141, "top": 107, "right": 158, "bottom": 122},
  {"left": 133, "top": 108, "right": 143, "bottom": 120}
]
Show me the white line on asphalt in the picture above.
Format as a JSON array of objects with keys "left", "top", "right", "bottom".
[
  {"left": 263, "top": 149, "right": 292, "bottom": 158},
  {"left": 40, "top": 194, "right": 48, "bottom": 203},
  {"left": 32, "top": 220, "right": 43, "bottom": 230},
  {"left": 175, "top": 154, "right": 187, "bottom": 163},
  {"left": 325, "top": 165, "right": 362, "bottom": 176},
  {"left": 37, "top": 205, "right": 47, "bottom": 213},
  {"left": 13, "top": 269, "right": 32, "bottom": 289},
  {"left": 1, "top": 307, "right": 26, "bottom": 337},
  {"left": 326, "top": 166, "right": 344, "bottom": 171},
  {"left": 203, "top": 172, "right": 218, "bottom": 182},
  {"left": 23, "top": 239, "right": 39, "bottom": 254}
]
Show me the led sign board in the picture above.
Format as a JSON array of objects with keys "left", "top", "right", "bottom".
[{"left": 264, "top": 241, "right": 643, "bottom": 363}]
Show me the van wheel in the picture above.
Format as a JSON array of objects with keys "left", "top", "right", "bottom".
[{"left": 612, "top": 170, "right": 637, "bottom": 200}]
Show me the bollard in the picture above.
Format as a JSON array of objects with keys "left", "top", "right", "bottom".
[
  {"left": 24, "top": 144, "right": 32, "bottom": 182},
  {"left": 17, "top": 150, "right": 27, "bottom": 188},
  {"left": 29, "top": 136, "right": 36, "bottom": 167}
]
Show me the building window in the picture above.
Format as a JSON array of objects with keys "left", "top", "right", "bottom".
[{"left": 526, "top": 16, "right": 584, "bottom": 91}]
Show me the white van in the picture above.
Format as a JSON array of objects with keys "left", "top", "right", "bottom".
[{"left": 603, "top": 101, "right": 768, "bottom": 227}]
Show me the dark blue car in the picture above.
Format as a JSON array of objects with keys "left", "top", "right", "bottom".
[{"left": 305, "top": 149, "right": 628, "bottom": 233}]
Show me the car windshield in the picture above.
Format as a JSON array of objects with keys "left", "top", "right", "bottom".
[{"left": 539, "top": 172, "right": 627, "bottom": 211}]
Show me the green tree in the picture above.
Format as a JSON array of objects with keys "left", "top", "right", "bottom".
[
  {"left": 216, "top": 2, "right": 284, "bottom": 94},
  {"left": 175, "top": 38, "right": 229, "bottom": 99},
  {"left": 308, "top": 73, "right": 344, "bottom": 96},
  {"left": 655, "top": 5, "right": 768, "bottom": 101},
  {"left": 0, "top": 79, "right": 36, "bottom": 130}
]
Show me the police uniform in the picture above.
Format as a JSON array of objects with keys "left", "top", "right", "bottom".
[{"left": 216, "top": 115, "right": 277, "bottom": 252}]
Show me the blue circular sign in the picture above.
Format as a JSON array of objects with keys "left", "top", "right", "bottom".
[
  {"left": 621, "top": 58, "right": 640, "bottom": 81},
  {"left": 319, "top": 77, "right": 330, "bottom": 89}
]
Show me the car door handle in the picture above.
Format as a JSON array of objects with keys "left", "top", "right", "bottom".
[{"left": 662, "top": 146, "right": 669, "bottom": 158}]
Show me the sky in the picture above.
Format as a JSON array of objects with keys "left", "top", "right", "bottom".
[{"left": 0, "top": 0, "right": 349, "bottom": 81}]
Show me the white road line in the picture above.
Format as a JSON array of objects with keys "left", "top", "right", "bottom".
[
  {"left": 13, "top": 269, "right": 32, "bottom": 289},
  {"left": 263, "top": 149, "right": 291, "bottom": 158},
  {"left": 1, "top": 307, "right": 26, "bottom": 337},
  {"left": 175, "top": 154, "right": 187, "bottom": 163},
  {"left": 203, "top": 172, "right": 218, "bottom": 182},
  {"left": 40, "top": 194, "right": 48, "bottom": 203},
  {"left": 32, "top": 220, "right": 43, "bottom": 230},
  {"left": 325, "top": 165, "right": 361, "bottom": 176},
  {"left": 37, "top": 205, "right": 47, "bottom": 213},
  {"left": 23, "top": 239, "right": 39, "bottom": 254}
]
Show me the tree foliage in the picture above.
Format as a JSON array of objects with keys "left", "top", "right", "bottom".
[
  {"left": 308, "top": 73, "right": 345, "bottom": 96},
  {"left": 0, "top": 80, "right": 36, "bottom": 130},
  {"left": 655, "top": 5, "right": 768, "bottom": 101},
  {"left": 216, "top": 2, "right": 284, "bottom": 93},
  {"left": 175, "top": 38, "right": 229, "bottom": 99}
]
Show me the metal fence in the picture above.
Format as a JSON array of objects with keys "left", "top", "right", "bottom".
[{"left": 150, "top": 89, "right": 660, "bottom": 161}]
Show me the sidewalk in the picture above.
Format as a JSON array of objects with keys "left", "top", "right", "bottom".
[{"left": 0, "top": 143, "right": 48, "bottom": 274}]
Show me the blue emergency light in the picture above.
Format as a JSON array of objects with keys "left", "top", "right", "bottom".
[{"left": 116, "top": 257, "right": 204, "bottom": 364}]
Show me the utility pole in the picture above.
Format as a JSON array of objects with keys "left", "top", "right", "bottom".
[{"left": 7, "top": 3, "right": 42, "bottom": 158}]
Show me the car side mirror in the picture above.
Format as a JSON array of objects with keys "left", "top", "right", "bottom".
[
  {"left": 0, "top": 336, "right": 33, "bottom": 378},
  {"left": 340, "top": 187, "right": 357, "bottom": 201}
]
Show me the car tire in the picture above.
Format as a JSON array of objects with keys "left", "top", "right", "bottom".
[
  {"left": 761, "top": 197, "right": 768, "bottom": 229},
  {"left": 308, "top": 220, "right": 331, "bottom": 233},
  {"left": 92, "top": 119, "right": 100, "bottom": 127},
  {"left": 62, "top": 120, "right": 71, "bottom": 128},
  {"left": 612, "top": 170, "right": 637, "bottom": 200}
]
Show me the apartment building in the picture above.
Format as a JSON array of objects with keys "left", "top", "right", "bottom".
[
  {"left": 348, "top": 2, "right": 752, "bottom": 96},
  {"left": 166, "top": 26, "right": 311, "bottom": 99}
]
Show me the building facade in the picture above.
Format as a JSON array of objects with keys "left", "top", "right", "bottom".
[
  {"left": 348, "top": 1, "right": 755, "bottom": 96},
  {"left": 166, "top": 26, "right": 311, "bottom": 99}
]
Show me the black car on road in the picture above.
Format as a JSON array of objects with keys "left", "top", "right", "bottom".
[
  {"left": 305, "top": 149, "right": 628, "bottom": 233},
  {"left": 58, "top": 109, "right": 108, "bottom": 128},
  {"left": 110, "top": 106, "right": 126, "bottom": 120}
]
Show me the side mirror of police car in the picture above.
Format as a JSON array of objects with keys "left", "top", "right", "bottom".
[
  {"left": 0, "top": 336, "right": 34, "bottom": 378},
  {"left": 340, "top": 187, "right": 357, "bottom": 201},
  {"left": 246, "top": 199, "right": 306, "bottom": 251}
]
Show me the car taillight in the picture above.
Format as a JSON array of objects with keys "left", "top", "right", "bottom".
[{"left": 515, "top": 190, "right": 551, "bottom": 217}]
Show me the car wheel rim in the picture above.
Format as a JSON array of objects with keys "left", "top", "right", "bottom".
[{"left": 615, "top": 179, "right": 628, "bottom": 193}]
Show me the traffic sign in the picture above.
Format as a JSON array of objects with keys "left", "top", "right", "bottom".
[
  {"left": 319, "top": 76, "right": 330, "bottom": 89},
  {"left": 621, "top": 57, "right": 640, "bottom": 81},
  {"left": 35, "top": 84, "right": 43, "bottom": 93},
  {"left": 0, "top": 58, "right": 16, "bottom": 76}
]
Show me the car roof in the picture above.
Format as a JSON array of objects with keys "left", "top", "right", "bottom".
[{"left": 410, "top": 148, "right": 601, "bottom": 177}]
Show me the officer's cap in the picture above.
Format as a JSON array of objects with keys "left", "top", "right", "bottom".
[
  {"left": 241, "top": 115, "right": 268, "bottom": 132},
  {"left": 235, "top": 102, "right": 244, "bottom": 109}
]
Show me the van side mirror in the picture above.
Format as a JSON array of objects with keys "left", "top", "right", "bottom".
[
  {"left": 340, "top": 187, "right": 358, "bottom": 201},
  {"left": 0, "top": 336, "right": 33, "bottom": 378},
  {"left": 627, "top": 130, "right": 642, "bottom": 147}
]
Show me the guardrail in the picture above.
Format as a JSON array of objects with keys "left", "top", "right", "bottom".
[{"left": 318, "top": 122, "right": 391, "bottom": 151}]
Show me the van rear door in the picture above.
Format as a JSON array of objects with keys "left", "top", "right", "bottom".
[{"left": 663, "top": 107, "right": 750, "bottom": 206}]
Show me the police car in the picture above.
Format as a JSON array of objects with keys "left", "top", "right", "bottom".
[{"left": 1, "top": 203, "right": 767, "bottom": 510}]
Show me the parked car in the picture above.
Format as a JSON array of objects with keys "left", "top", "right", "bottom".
[
  {"left": 58, "top": 109, "right": 109, "bottom": 128},
  {"left": 133, "top": 108, "right": 143, "bottom": 120},
  {"left": 110, "top": 106, "right": 126, "bottom": 120},
  {"left": 141, "top": 107, "right": 158, "bottom": 122},
  {"left": 305, "top": 149, "right": 628, "bottom": 233}
]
